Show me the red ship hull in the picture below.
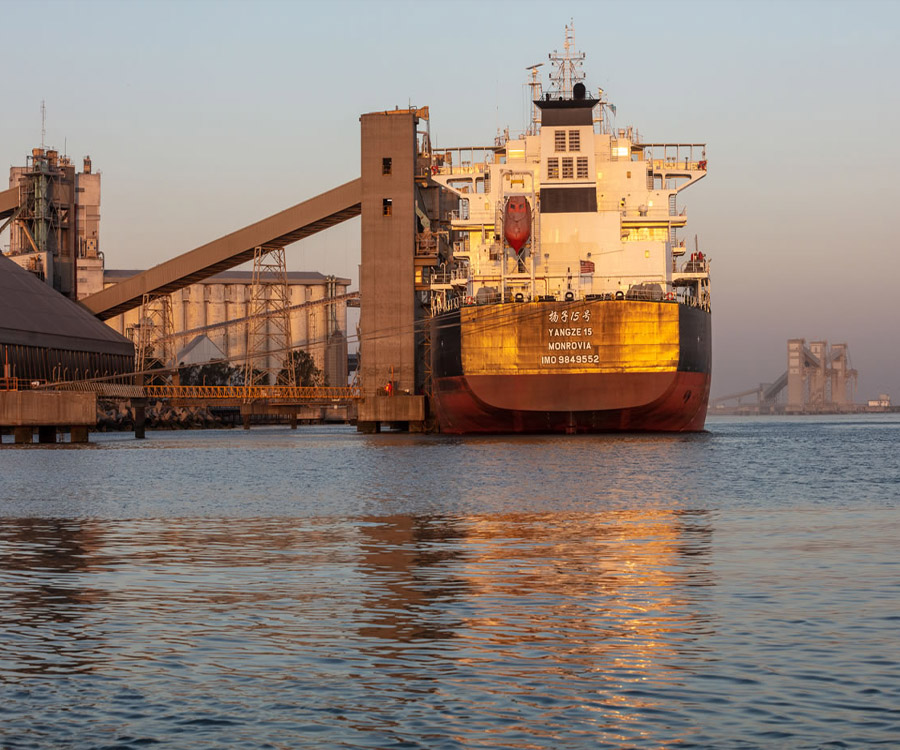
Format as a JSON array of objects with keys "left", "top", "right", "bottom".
[{"left": 432, "top": 370, "right": 710, "bottom": 433}]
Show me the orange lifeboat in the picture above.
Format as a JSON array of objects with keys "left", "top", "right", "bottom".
[{"left": 503, "top": 196, "right": 531, "bottom": 253}]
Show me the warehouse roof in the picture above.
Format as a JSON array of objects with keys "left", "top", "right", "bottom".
[{"left": 0, "top": 254, "right": 134, "bottom": 356}]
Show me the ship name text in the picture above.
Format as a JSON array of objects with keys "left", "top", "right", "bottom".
[
  {"left": 548, "top": 327, "right": 593, "bottom": 338},
  {"left": 541, "top": 309, "right": 598, "bottom": 367}
]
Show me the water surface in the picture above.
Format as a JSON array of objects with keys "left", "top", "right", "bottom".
[{"left": 1, "top": 416, "right": 898, "bottom": 747}]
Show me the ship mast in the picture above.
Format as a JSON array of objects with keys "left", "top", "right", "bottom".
[
  {"left": 548, "top": 21, "right": 585, "bottom": 99},
  {"left": 525, "top": 63, "right": 543, "bottom": 135}
]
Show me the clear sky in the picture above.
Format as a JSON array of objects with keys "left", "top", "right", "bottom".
[{"left": 2, "top": 0, "right": 897, "bottom": 400}]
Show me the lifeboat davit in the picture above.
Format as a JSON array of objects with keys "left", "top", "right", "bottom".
[{"left": 503, "top": 196, "right": 531, "bottom": 253}]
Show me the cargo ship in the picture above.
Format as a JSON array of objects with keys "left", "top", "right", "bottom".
[{"left": 426, "top": 27, "right": 711, "bottom": 433}]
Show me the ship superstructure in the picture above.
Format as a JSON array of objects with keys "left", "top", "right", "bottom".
[{"left": 429, "top": 28, "right": 708, "bottom": 312}]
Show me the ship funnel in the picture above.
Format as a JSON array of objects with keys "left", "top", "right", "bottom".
[{"left": 573, "top": 82, "right": 586, "bottom": 100}]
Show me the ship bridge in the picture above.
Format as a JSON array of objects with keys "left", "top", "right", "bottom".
[{"left": 641, "top": 143, "right": 707, "bottom": 192}]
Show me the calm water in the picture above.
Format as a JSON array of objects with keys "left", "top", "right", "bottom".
[{"left": 1, "top": 416, "right": 898, "bottom": 748}]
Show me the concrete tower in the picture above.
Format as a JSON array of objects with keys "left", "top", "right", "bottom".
[{"left": 357, "top": 109, "right": 425, "bottom": 431}]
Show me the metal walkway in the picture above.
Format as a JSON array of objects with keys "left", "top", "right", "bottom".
[
  {"left": 51, "top": 382, "right": 361, "bottom": 403},
  {"left": 81, "top": 179, "right": 362, "bottom": 320}
]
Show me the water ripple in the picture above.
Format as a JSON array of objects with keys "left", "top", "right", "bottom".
[{"left": 0, "top": 417, "right": 898, "bottom": 747}]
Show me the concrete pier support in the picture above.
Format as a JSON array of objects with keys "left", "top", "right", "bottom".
[
  {"left": 1, "top": 392, "right": 96, "bottom": 445},
  {"left": 37, "top": 426, "right": 56, "bottom": 444},
  {"left": 132, "top": 398, "right": 147, "bottom": 439},
  {"left": 357, "top": 395, "right": 424, "bottom": 434},
  {"left": 357, "top": 421, "right": 380, "bottom": 434},
  {"left": 70, "top": 426, "right": 89, "bottom": 443}
]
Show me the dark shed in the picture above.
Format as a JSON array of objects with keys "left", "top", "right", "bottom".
[{"left": 0, "top": 254, "right": 134, "bottom": 382}]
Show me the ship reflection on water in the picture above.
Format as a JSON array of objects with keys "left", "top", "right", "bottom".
[
  {"left": 353, "top": 510, "right": 716, "bottom": 741},
  {"left": 0, "top": 507, "right": 716, "bottom": 745}
]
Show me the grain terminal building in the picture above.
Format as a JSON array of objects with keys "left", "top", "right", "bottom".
[
  {"left": 4, "top": 149, "right": 352, "bottom": 387},
  {"left": 101, "top": 269, "right": 350, "bottom": 385}
]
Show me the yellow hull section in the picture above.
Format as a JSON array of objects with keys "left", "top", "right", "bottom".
[{"left": 460, "top": 300, "right": 680, "bottom": 376}]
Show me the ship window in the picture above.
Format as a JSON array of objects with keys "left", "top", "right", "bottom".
[
  {"left": 562, "top": 157, "right": 574, "bottom": 179},
  {"left": 382, "top": 158, "right": 392, "bottom": 175},
  {"left": 568, "top": 130, "right": 580, "bottom": 151},
  {"left": 554, "top": 130, "right": 566, "bottom": 152},
  {"left": 576, "top": 157, "right": 589, "bottom": 179},
  {"left": 547, "top": 158, "right": 560, "bottom": 179},
  {"left": 382, "top": 198, "right": 392, "bottom": 216}
]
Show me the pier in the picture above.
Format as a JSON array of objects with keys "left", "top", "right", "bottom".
[
  {"left": 0, "top": 386, "right": 95, "bottom": 444},
  {"left": 1, "top": 108, "right": 442, "bottom": 440}
]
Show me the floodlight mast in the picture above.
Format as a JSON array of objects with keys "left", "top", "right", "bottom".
[{"left": 526, "top": 63, "right": 543, "bottom": 136}]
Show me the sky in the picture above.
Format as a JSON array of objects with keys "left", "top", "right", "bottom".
[{"left": 2, "top": 0, "right": 898, "bottom": 401}]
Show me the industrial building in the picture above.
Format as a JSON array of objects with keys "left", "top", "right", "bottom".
[
  {"left": 3, "top": 148, "right": 352, "bottom": 387},
  {"left": 0, "top": 252, "right": 132, "bottom": 443},
  {"left": 102, "top": 269, "right": 350, "bottom": 386},
  {"left": 0, "top": 253, "right": 133, "bottom": 383},
  {"left": 786, "top": 339, "right": 856, "bottom": 410},
  {"left": 4, "top": 148, "right": 101, "bottom": 300},
  {"left": 356, "top": 107, "right": 454, "bottom": 430},
  {"left": 712, "top": 339, "right": 863, "bottom": 414}
]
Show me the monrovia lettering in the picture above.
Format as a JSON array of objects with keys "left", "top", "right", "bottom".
[{"left": 548, "top": 340, "right": 593, "bottom": 351}]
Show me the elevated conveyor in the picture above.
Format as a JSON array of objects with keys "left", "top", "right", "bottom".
[
  {"left": 710, "top": 370, "right": 788, "bottom": 407},
  {"left": 0, "top": 186, "right": 19, "bottom": 222},
  {"left": 81, "top": 179, "right": 361, "bottom": 320}
]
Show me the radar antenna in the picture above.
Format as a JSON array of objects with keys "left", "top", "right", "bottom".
[{"left": 548, "top": 21, "right": 585, "bottom": 99}]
